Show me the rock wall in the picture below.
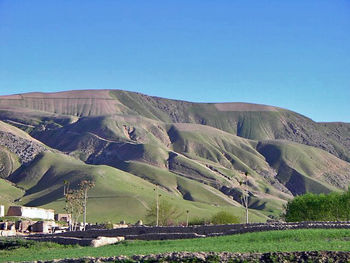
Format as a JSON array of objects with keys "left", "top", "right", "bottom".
[
  {"left": 33, "top": 221, "right": 350, "bottom": 241},
  {"left": 22, "top": 251, "right": 350, "bottom": 263}
]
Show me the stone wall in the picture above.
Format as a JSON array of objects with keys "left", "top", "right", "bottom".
[
  {"left": 32, "top": 221, "right": 350, "bottom": 241},
  {"left": 22, "top": 251, "right": 350, "bottom": 263}
]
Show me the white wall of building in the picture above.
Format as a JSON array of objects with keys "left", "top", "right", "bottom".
[
  {"left": 0, "top": 205, "right": 4, "bottom": 217},
  {"left": 21, "top": 207, "right": 54, "bottom": 220}
]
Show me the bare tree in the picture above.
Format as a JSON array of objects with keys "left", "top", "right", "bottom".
[
  {"left": 239, "top": 172, "right": 249, "bottom": 224},
  {"left": 80, "top": 180, "right": 95, "bottom": 231},
  {"left": 153, "top": 186, "right": 161, "bottom": 226},
  {"left": 63, "top": 180, "right": 69, "bottom": 196},
  {"left": 186, "top": 210, "right": 190, "bottom": 227}
]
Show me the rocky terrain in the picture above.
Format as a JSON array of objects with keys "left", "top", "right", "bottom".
[{"left": 0, "top": 131, "right": 47, "bottom": 164}]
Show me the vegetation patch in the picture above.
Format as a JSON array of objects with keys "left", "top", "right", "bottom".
[
  {"left": 2, "top": 229, "right": 350, "bottom": 262},
  {"left": 285, "top": 189, "right": 350, "bottom": 221}
]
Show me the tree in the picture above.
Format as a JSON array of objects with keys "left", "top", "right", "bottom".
[
  {"left": 80, "top": 180, "right": 95, "bottom": 231},
  {"left": 64, "top": 187, "right": 84, "bottom": 231},
  {"left": 145, "top": 199, "right": 183, "bottom": 226},
  {"left": 64, "top": 180, "right": 95, "bottom": 231},
  {"left": 284, "top": 189, "right": 350, "bottom": 222},
  {"left": 239, "top": 171, "right": 249, "bottom": 224},
  {"left": 63, "top": 180, "right": 69, "bottom": 195},
  {"left": 153, "top": 186, "right": 161, "bottom": 226}
]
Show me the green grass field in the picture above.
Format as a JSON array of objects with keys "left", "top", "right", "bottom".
[{"left": 2, "top": 229, "right": 350, "bottom": 262}]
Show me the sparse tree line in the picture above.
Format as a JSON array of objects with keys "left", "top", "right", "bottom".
[
  {"left": 285, "top": 189, "right": 350, "bottom": 222},
  {"left": 62, "top": 180, "right": 239, "bottom": 230},
  {"left": 62, "top": 177, "right": 350, "bottom": 227},
  {"left": 145, "top": 199, "right": 239, "bottom": 226}
]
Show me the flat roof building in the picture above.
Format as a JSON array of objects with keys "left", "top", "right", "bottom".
[{"left": 7, "top": 206, "right": 54, "bottom": 220}]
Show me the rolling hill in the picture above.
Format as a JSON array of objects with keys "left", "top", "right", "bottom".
[{"left": 0, "top": 89, "right": 349, "bottom": 223}]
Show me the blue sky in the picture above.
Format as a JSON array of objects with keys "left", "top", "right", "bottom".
[{"left": 0, "top": 0, "right": 349, "bottom": 122}]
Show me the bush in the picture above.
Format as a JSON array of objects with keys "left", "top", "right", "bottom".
[
  {"left": 102, "top": 222, "right": 114, "bottom": 229},
  {"left": 285, "top": 189, "right": 350, "bottom": 222},
  {"left": 210, "top": 211, "right": 239, "bottom": 225},
  {"left": 188, "top": 217, "right": 209, "bottom": 226},
  {"left": 0, "top": 238, "right": 34, "bottom": 250}
]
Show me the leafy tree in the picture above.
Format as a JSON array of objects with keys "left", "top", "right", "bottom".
[
  {"left": 145, "top": 200, "right": 183, "bottom": 226},
  {"left": 64, "top": 187, "right": 84, "bottom": 231},
  {"left": 64, "top": 180, "right": 95, "bottom": 231},
  {"left": 285, "top": 188, "right": 350, "bottom": 222}
]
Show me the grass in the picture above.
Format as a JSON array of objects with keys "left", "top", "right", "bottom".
[
  {"left": 257, "top": 140, "right": 346, "bottom": 195},
  {"left": 0, "top": 147, "right": 21, "bottom": 179},
  {"left": 11, "top": 152, "right": 266, "bottom": 223},
  {"left": 2, "top": 229, "right": 350, "bottom": 262},
  {"left": 0, "top": 178, "right": 24, "bottom": 208}
]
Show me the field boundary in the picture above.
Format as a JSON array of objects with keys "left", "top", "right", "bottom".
[{"left": 27, "top": 221, "right": 350, "bottom": 243}]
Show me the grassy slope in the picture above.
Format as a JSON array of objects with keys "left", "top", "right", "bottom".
[
  {"left": 257, "top": 140, "right": 350, "bottom": 195},
  {"left": 11, "top": 112, "right": 350, "bottom": 219},
  {"left": 0, "top": 146, "right": 20, "bottom": 178},
  {"left": 0, "top": 178, "right": 24, "bottom": 208},
  {"left": 9, "top": 152, "right": 265, "bottom": 223},
  {"left": 29, "top": 116, "right": 290, "bottom": 217},
  {"left": 109, "top": 90, "right": 350, "bottom": 161},
  {"left": 2, "top": 229, "right": 350, "bottom": 262}
]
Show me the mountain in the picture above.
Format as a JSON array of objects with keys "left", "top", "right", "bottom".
[{"left": 0, "top": 89, "right": 349, "bottom": 223}]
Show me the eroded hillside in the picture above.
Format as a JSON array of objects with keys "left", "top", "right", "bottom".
[{"left": 0, "top": 90, "right": 349, "bottom": 222}]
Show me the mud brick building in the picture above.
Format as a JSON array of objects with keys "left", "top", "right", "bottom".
[{"left": 7, "top": 206, "right": 54, "bottom": 220}]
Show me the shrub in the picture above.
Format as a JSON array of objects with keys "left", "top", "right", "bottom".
[
  {"left": 188, "top": 217, "right": 209, "bottom": 226},
  {"left": 210, "top": 211, "right": 239, "bottom": 225},
  {"left": 285, "top": 189, "right": 350, "bottom": 222},
  {"left": 102, "top": 222, "right": 114, "bottom": 229}
]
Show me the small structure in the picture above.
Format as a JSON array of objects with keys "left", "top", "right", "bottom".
[
  {"left": 135, "top": 220, "right": 143, "bottom": 226},
  {"left": 7, "top": 206, "right": 54, "bottom": 220},
  {"left": 0, "top": 205, "right": 4, "bottom": 217},
  {"left": 15, "top": 220, "right": 34, "bottom": 233},
  {"left": 0, "top": 222, "right": 16, "bottom": 237},
  {"left": 32, "top": 221, "right": 56, "bottom": 233},
  {"left": 55, "top": 213, "right": 71, "bottom": 223},
  {"left": 112, "top": 223, "right": 129, "bottom": 229}
]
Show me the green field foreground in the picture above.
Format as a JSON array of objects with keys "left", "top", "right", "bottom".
[{"left": 2, "top": 229, "right": 350, "bottom": 262}]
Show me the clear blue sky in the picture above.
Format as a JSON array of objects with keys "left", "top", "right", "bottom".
[{"left": 0, "top": 1, "right": 349, "bottom": 122}]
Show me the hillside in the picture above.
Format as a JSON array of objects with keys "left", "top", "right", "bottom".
[{"left": 0, "top": 89, "right": 349, "bottom": 222}]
